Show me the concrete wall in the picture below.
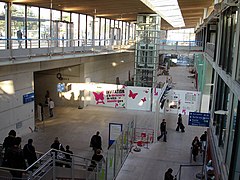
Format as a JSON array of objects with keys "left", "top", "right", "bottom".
[
  {"left": 84, "top": 53, "right": 134, "bottom": 84},
  {"left": 0, "top": 72, "right": 34, "bottom": 143},
  {"left": 0, "top": 51, "right": 134, "bottom": 142}
]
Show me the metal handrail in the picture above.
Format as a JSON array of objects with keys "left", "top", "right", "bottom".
[{"left": 0, "top": 148, "right": 99, "bottom": 180}]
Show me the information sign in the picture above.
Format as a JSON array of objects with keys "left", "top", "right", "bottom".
[
  {"left": 23, "top": 92, "right": 34, "bottom": 104},
  {"left": 188, "top": 112, "right": 210, "bottom": 127},
  {"left": 108, "top": 123, "right": 123, "bottom": 148}
]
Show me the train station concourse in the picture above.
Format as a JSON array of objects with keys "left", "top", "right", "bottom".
[{"left": 0, "top": 0, "right": 240, "bottom": 179}]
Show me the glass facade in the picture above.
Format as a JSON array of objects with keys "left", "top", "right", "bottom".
[
  {"left": 219, "top": 7, "right": 237, "bottom": 75},
  {"left": 226, "top": 95, "right": 238, "bottom": 169},
  {"left": 27, "top": 6, "right": 39, "bottom": 48},
  {"left": 11, "top": 4, "right": 25, "bottom": 48},
  {"left": 0, "top": 2, "right": 6, "bottom": 49},
  {"left": 0, "top": 1, "right": 132, "bottom": 49}
]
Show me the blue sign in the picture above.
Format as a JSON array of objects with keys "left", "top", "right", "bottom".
[
  {"left": 57, "top": 83, "right": 65, "bottom": 92},
  {"left": 23, "top": 92, "right": 34, "bottom": 104},
  {"left": 188, "top": 112, "right": 210, "bottom": 127}
]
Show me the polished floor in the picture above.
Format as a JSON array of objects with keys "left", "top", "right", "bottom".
[{"left": 20, "top": 66, "right": 206, "bottom": 180}]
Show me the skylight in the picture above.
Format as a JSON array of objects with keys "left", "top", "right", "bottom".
[{"left": 141, "top": 0, "right": 185, "bottom": 28}]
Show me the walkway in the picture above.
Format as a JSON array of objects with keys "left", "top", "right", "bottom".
[{"left": 20, "top": 65, "right": 205, "bottom": 180}]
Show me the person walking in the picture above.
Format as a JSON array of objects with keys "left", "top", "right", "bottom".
[
  {"left": 51, "top": 137, "right": 65, "bottom": 167},
  {"left": 176, "top": 113, "right": 185, "bottom": 132},
  {"left": 192, "top": 136, "right": 201, "bottom": 162},
  {"left": 65, "top": 145, "right": 73, "bottom": 168},
  {"left": 17, "top": 29, "right": 23, "bottom": 48},
  {"left": 23, "top": 139, "right": 37, "bottom": 168},
  {"left": 49, "top": 98, "right": 55, "bottom": 117},
  {"left": 88, "top": 149, "right": 105, "bottom": 171},
  {"left": 157, "top": 119, "right": 167, "bottom": 142},
  {"left": 90, "top": 131, "right": 102, "bottom": 153},
  {"left": 200, "top": 131, "right": 207, "bottom": 151}
]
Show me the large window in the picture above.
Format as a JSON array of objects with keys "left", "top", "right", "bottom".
[
  {"left": 71, "top": 13, "right": 79, "bottom": 45},
  {"left": 11, "top": 4, "right": 25, "bottom": 49},
  {"left": 62, "top": 12, "right": 70, "bottom": 22},
  {"left": 0, "top": 2, "right": 7, "bottom": 49},
  {"left": 87, "top": 15, "right": 93, "bottom": 44},
  {"left": 122, "top": 22, "right": 126, "bottom": 45},
  {"left": 105, "top": 19, "right": 110, "bottom": 45},
  {"left": 80, "top": 14, "right": 86, "bottom": 44},
  {"left": 226, "top": 95, "right": 238, "bottom": 169},
  {"left": 40, "top": 8, "right": 50, "bottom": 47},
  {"left": 100, "top": 18, "right": 105, "bottom": 45},
  {"left": 27, "top": 6, "right": 39, "bottom": 48},
  {"left": 219, "top": 7, "right": 237, "bottom": 75},
  {"left": 94, "top": 17, "right": 100, "bottom": 45},
  {"left": 52, "top": 10, "right": 60, "bottom": 21}
]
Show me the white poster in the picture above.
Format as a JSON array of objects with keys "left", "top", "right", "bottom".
[
  {"left": 165, "top": 90, "right": 201, "bottom": 115},
  {"left": 152, "top": 88, "right": 162, "bottom": 112},
  {"left": 90, "top": 84, "right": 126, "bottom": 108},
  {"left": 125, "top": 86, "right": 151, "bottom": 111}
]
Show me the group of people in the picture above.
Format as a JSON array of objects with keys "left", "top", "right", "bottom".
[
  {"left": 1, "top": 130, "right": 37, "bottom": 179},
  {"left": 45, "top": 90, "right": 55, "bottom": 118},
  {"left": 50, "top": 137, "right": 73, "bottom": 167},
  {"left": 89, "top": 131, "right": 105, "bottom": 171},
  {"left": 191, "top": 131, "right": 207, "bottom": 162},
  {"left": 157, "top": 113, "right": 185, "bottom": 142}
]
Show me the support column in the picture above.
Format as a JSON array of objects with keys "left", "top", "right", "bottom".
[{"left": 5, "top": 2, "right": 11, "bottom": 49}]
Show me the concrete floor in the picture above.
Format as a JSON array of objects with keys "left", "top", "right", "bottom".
[{"left": 20, "top": 65, "right": 206, "bottom": 180}]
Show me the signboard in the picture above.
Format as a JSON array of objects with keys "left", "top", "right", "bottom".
[
  {"left": 108, "top": 123, "right": 123, "bottom": 148},
  {"left": 23, "top": 92, "right": 34, "bottom": 104},
  {"left": 188, "top": 112, "right": 210, "bottom": 127}
]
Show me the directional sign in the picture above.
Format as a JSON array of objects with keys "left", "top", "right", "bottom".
[
  {"left": 23, "top": 92, "right": 34, "bottom": 104},
  {"left": 188, "top": 112, "right": 210, "bottom": 127}
]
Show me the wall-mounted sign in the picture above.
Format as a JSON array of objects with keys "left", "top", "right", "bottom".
[
  {"left": 108, "top": 123, "right": 123, "bottom": 148},
  {"left": 188, "top": 112, "right": 210, "bottom": 127},
  {"left": 23, "top": 92, "right": 34, "bottom": 104}
]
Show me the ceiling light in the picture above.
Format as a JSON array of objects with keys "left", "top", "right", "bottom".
[
  {"left": 112, "top": 62, "right": 117, "bottom": 67},
  {"left": 140, "top": 0, "right": 185, "bottom": 27}
]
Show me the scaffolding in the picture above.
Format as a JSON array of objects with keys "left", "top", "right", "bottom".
[{"left": 134, "top": 14, "right": 161, "bottom": 88}]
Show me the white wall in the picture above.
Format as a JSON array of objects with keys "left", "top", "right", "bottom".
[{"left": 0, "top": 72, "right": 34, "bottom": 142}]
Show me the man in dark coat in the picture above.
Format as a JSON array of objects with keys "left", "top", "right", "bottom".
[
  {"left": 164, "top": 168, "right": 176, "bottom": 180},
  {"left": 2, "top": 130, "right": 16, "bottom": 166},
  {"left": 23, "top": 139, "right": 37, "bottom": 168},
  {"left": 5, "top": 137, "right": 26, "bottom": 179},
  {"left": 90, "top": 131, "right": 102, "bottom": 153},
  {"left": 176, "top": 114, "right": 185, "bottom": 132},
  {"left": 157, "top": 119, "right": 167, "bottom": 142}
]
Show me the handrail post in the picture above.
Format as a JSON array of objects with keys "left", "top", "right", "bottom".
[
  {"left": 71, "top": 155, "right": 74, "bottom": 180},
  {"left": 29, "top": 39, "right": 32, "bottom": 59},
  {"left": 179, "top": 165, "right": 182, "bottom": 180},
  {"left": 53, "top": 153, "right": 56, "bottom": 180}
]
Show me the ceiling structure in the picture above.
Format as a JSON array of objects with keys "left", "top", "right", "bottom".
[{"left": 4, "top": 0, "right": 214, "bottom": 30}]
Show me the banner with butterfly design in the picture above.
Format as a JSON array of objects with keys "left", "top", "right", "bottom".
[{"left": 125, "top": 86, "right": 151, "bottom": 111}]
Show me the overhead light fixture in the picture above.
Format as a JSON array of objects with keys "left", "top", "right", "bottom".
[
  {"left": 140, "top": 0, "right": 185, "bottom": 27},
  {"left": 112, "top": 62, "right": 117, "bottom": 67}
]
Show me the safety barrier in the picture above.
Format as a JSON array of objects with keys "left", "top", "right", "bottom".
[{"left": 134, "top": 127, "right": 154, "bottom": 148}]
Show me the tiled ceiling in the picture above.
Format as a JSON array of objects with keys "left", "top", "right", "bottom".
[{"left": 3, "top": 0, "right": 214, "bottom": 29}]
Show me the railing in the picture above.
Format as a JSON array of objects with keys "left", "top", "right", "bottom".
[
  {"left": 158, "top": 40, "right": 203, "bottom": 52},
  {"left": 176, "top": 164, "right": 204, "bottom": 180},
  {"left": 0, "top": 119, "right": 135, "bottom": 180},
  {"left": 0, "top": 38, "right": 132, "bottom": 63},
  {"left": 0, "top": 148, "right": 98, "bottom": 180}
]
